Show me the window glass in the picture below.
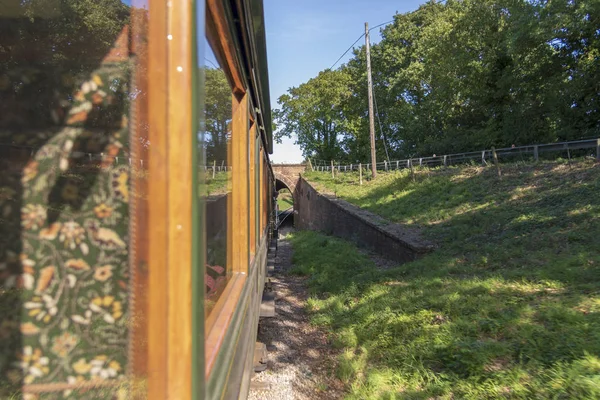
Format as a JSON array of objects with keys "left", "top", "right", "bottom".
[
  {"left": 249, "top": 123, "right": 257, "bottom": 256},
  {"left": 255, "top": 135, "right": 260, "bottom": 248},
  {"left": 201, "top": 38, "right": 233, "bottom": 317},
  {"left": 263, "top": 155, "right": 269, "bottom": 232},
  {"left": 0, "top": 0, "right": 149, "bottom": 396}
]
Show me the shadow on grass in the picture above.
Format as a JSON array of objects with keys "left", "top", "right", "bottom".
[{"left": 294, "top": 160, "right": 600, "bottom": 399}]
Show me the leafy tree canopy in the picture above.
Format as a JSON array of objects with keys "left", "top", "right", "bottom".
[{"left": 274, "top": 0, "right": 600, "bottom": 162}]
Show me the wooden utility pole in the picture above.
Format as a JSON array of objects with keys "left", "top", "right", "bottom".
[
  {"left": 365, "top": 22, "right": 377, "bottom": 179},
  {"left": 359, "top": 163, "right": 363, "bottom": 185}
]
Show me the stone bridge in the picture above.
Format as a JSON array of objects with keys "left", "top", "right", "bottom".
[{"left": 272, "top": 163, "right": 307, "bottom": 194}]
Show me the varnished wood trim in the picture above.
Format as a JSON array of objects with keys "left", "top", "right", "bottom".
[
  {"left": 203, "top": 93, "right": 250, "bottom": 379},
  {"left": 231, "top": 93, "right": 249, "bottom": 273},
  {"left": 166, "top": 0, "right": 193, "bottom": 397},
  {"left": 206, "top": 0, "right": 245, "bottom": 95},
  {"left": 129, "top": 7, "right": 150, "bottom": 398},
  {"left": 147, "top": 0, "right": 169, "bottom": 397},
  {"left": 23, "top": 381, "right": 119, "bottom": 393},
  {"left": 261, "top": 151, "right": 268, "bottom": 232},
  {"left": 249, "top": 123, "right": 257, "bottom": 256},
  {"left": 204, "top": 273, "right": 247, "bottom": 376},
  {"left": 259, "top": 147, "right": 265, "bottom": 232}
]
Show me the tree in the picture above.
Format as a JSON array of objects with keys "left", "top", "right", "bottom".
[
  {"left": 203, "top": 67, "right": 231, "bottom": 163},
  {"left": 274, "top": 69, "right": 352, "bottom": 162},
  {"left": 275, "top": 0, "right": 599, "bottom": 162}
]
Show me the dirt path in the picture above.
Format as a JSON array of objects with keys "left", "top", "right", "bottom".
[{"left": 248, "top": 227, "right": 345, "bottom": 400}]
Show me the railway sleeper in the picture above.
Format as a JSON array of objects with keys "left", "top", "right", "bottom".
[{"left": 253, "top": 342, "right": 268, "bottom": 373}]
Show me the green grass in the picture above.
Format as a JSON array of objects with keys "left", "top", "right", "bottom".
[
  {"left": 277, "top": 189, "right": 293, "bottom": 210},
  {"left": 201, "top": 171, "right": 230, "bottom": 196},
  {"left": 290, "top": 159, "right": 600, "bottom": 399}
]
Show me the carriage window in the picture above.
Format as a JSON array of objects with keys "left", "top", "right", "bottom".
[
  {"left": 263, "top": 154, "right": 269, "bottom": 232},
  {"left": 201, "top": 39, "right": 233, "bottom": 317},
  {"left": 255, "top": 132, "right": 261, "bottom": 250},
  {"left": 249, "top": 122, "right": 257, "bottom": 256},
  {"left": 0, "top": 0, "right": 150, "bottom": 397}
]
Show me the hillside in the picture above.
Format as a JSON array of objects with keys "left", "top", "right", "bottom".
[
  {"left": 291, "top": 159, "right": 600, "bottom": 399},
  {"left": 277, "top": 188, "right": 293, "bottom": 210}
]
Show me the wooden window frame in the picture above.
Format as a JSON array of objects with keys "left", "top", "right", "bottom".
[
  {"left": 145, "top": 0, "right": 270, "bottom": 394},
  {"left": 249, "top": 120, "right": 257, "bottom": 258},
  {"left": 144, "top": 0, "right": 262, "bottom": 397},
  {"left": 255, "top": 131, "right": 261, "bottom": 247},
  {"left": 146, "top": 0, "right": 194, "bottom": 398},
  {"left": 261, "top": 151, "right": 268, "bottom": 233},
  {"left": 203, "top": 90, "right": 249, "bottom": 329},
  {"left": 203, "top": 1, "right": 253, "bottom": 378}
]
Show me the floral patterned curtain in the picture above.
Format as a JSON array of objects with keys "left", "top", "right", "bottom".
[{"left": 0, "top": 2, "right": 146, "bottom": 397}]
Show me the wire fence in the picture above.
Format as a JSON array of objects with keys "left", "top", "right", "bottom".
[
  {"left": 4, "top": 137, "right": 599, "bottom": 174},
  {"left": 309, "top": 137, "right": 600, "bottom": 173},
  {"left": 1, "top": 143, "right": 237, "bottom": 172}
]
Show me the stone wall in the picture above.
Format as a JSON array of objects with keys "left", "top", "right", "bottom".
[
  {"left": 294, "top": 177, "right": 434, "bottom": 264},
  {"left": 272, "top": 164, "right": 306, "bottom": 193}
]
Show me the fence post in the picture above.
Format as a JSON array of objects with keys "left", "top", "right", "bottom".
[
  {"left": 481, "top": 151, "right": 487, "bottom": 166},
  {"left": 331, "top": 160, "right": 334, "bottom": 179},
  {"left": 409, "top": 159, "right": 415, "bottom": 182},
  {"left": 384, "top": 160, "right": 388, "bottom": 171},
  {"left": 596, "top": 139, "right": 600, "bottom": 161},
  {"left": 443, "top": 155, "right": 447, "bottom": 167},
  {"left": 359, "top": 163, "right": 363, "bottom": 185},
  {"left": 492, "top": 146, "right": 502, "bottom": 178},
  {"left": 534, "top": 145, "right": 539, "bottom": 162},
  {"left": 419, "top": 158, "right": 422, "bottom": 167},
  {"left": 212, "top": 160, "right": 216, "bottom": 179}
]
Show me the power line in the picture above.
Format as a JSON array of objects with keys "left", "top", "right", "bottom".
[
  {"left": 328, "top": 33, "right": 365, "bottom": 71},
  {"left": 204, "top": 58, "right": 219, "bottom": 69},
  {"left": 370, "top": 20, "right": 394, "bottom": 31},
  {"left": 328, "top": 20, "right": 395, "bottom": 71},
  {"left": 373, "top": 91, "right": 391, "bottom": 163}
]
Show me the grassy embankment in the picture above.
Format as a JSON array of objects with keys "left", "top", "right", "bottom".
[
  {"left": 201, "top": 171, "right": 229, "bottom": 196},
  {"left": 289, "top": 159, "right": 600, "bottom": 399},
  {"left": 277, "top": 188, "right": 293, "bottom": 210}
]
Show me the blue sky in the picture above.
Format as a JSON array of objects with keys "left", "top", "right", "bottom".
[{"left": 264, "top": 0, "right": 425, "bottom": 163}]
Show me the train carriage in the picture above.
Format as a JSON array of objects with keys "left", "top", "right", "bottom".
[{"left": 0, "top": 0, "right": 275, "bottom": 398}]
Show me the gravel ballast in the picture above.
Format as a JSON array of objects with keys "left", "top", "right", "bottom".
[{"left": 248, "top": 227, "right": 345, "bottom": 400}]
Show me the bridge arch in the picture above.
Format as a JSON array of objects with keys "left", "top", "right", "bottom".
[
  {"left": 275, "top": 176, "right": 294, "bottom": 193},
  {"left": 271, "top": 164, "right": 306, "bottom": 195}
]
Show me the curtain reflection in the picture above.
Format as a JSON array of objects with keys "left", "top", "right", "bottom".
[{"left": 0, "top": 0, "right": 147, "bottom": 397}]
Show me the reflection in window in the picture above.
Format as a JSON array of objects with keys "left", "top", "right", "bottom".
[
  {"left": 0, "top": 0, "right": 149, "bottom": 396},
  {"left": 201, "top": 38, "right": 233, "bottom": 317}
]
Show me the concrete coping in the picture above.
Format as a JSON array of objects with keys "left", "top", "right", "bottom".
[{"left": 303, "top": 178, "right": 435, "bottom": 254}]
